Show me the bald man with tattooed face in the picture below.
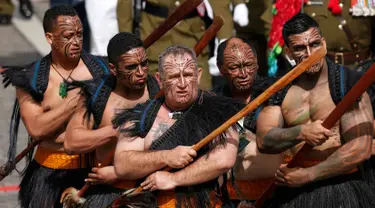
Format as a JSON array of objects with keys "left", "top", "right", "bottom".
[
  {"left": 212, "top": 37, "right": 285, "bottom": 206},
  {"left": 256, "top": 13, "right": 375, "bottom": 208}
]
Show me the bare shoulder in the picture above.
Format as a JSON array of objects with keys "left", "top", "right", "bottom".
[{"left": 71, "top": 59, "right": 94, "bottom": 81}]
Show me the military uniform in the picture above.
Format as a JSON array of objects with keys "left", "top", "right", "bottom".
[
  {"left": 304, "top": 0, "right": 373, "bottom": 67},
  {"left": 117, "top": 0, "right": 212, "bottom": 89},
  {"left": 262, "top": 0, "right": 373, "bottom": 69},
  {"left": 0, "top": 0, "right": 14, "bottom": 24}
]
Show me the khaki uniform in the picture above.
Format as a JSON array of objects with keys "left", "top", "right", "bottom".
[
  {"left": 262, "top": 0, "right": 373, "bottom": 68},
  {"left": 304, "top": 0, "right": 372, "bottom": 67},
  {"left": 117, "top": 0, "right": 212, "bottom": 89},
  {"left": 0, "top": 0, "right": 14, "bottom": 24},
  {"left": 208, "top": 0, "right": 235, "bottom": 40}
]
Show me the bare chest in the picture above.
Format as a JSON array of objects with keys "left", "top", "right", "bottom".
[
  {"left": 282, "top": 83, "right": 336, "bottom": 126},
  {"left": 144, "top": 107, "right": 176, "bottom": 150},
  {"left": 41, "top": 64, "right": 93, "bottom": 110},
  {"left": 282, "top": 82, "right": 342, "bottom": 151}
]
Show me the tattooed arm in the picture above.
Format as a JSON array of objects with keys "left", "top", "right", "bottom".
[
  {"left": 257, "top": 106, "right": 334, "bottom": 154},
  {"left": 114, "top": 122, "right": 197, "bottom": 180},
  {"left": 256, "top": 106, "right": 300, "bottom": 153},
  {"left": 307, "top": 93, "right": 373, "bottom": 182}
]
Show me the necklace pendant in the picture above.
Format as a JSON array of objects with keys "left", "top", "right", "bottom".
[{"left": 59, "top": 82, "right": 68, "bottom": 99}]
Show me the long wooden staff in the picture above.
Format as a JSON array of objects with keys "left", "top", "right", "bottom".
[
  {"left": 143, "top": 0, "right": 203, "bottom": 48},
  {"left": 254, "top": 62, "right": 375, "bottom": 208},
  {"left": 0, "top": 0, "right": 204, "bottom": 185},
  {"left": 0, "top": 140, "right": 41, "bottom": 181},
  {"left": 59, "top": 2, "right": 216, "bottom": 207},
  {"left": 110, "top": 47, "right": 327, "bottom": 208}
]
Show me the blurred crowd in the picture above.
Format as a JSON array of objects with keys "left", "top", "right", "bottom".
[{"left": 0, "top": 0, "right": 374, "bottom": 89}]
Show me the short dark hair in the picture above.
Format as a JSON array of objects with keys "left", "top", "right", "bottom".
[
  {"left": 216, "top": 37, "right": 257, "bottom": 68},
  {"left": 107, "top": 32, "right": 144, "bottom": 65},
  {"left": 282, "top": 13, "right": 321, "bottom": 46},
  {"left": 43, "top": 5, "right": 78, "bottom": 33}
]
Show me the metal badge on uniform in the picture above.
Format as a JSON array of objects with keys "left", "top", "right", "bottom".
[
  {"left": 196, "top": 2, "right": 206, "bottom": 17},
  {"left": 350, "top": 0, "right": 375, "bottom": 16},
  {"left": 307, "top": 0, "right": 324, "bottom": 6}
]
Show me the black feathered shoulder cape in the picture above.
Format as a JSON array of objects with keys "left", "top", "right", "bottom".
[
  {"left": 113, "top": 90, "right": 244, "bottom": 207},
  {"left": 1, "top": 51, "right": 110, "bottom": 170}
]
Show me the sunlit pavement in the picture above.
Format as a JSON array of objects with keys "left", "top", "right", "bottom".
[{"left": 0, "top": 1, "right": 49, "bottom": 207}]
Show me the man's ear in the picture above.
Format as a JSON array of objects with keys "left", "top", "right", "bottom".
[
  {"left": 197, "top": 67, "right": 203, "bottom": 85},
  {"left": 108, "top": 63, "right": 117, "bottom": 76},
  {"left": 45, "top": 32, "right": 53, "bottom": 45},
  {"left": 155, "top": 72, "right": 163, "bottom": 89}
]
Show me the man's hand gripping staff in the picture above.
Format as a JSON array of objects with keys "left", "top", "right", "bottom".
[
  {"left": 254, "top": 62, "right": 375, "bottom": 208},
  {"left": 108, "top": 47, "right": 327, "bottom": 208}
]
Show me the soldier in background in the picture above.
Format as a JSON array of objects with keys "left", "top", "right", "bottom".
[
  {"left": 262, "top": 0, "right": 373, "bottom": 70},
  {"left": 0, "top": 0, "right": 33, "bottom": 23},
  {"left": 304, "top": 0, "right": 373, "bottom": 67},
  {"left": 117, "top": 0, "right": 212, "bottom": 90}
]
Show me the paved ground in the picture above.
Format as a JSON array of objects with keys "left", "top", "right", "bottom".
[{"left": 0, "top": 1, "right": 48, "bottom": 207}]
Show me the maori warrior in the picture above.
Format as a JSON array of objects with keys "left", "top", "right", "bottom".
[
  {"left": 1, "top": 5, "right": 110, "bottom": 208},
  {"left": 112, "top": 45, "right": 243, "bottom": 207},
  {"left": 256, "top": 13, "right": 375, "bottom": 208},
  {"left": 62, "top": 32, "right": 160, "bottom": 208},
  {"left": 212, "top": 37, "right": 286, "bottom": 206}
]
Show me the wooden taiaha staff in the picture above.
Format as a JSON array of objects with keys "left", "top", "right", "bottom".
[
  {"left": 0, "top": 140, "right": 41, "bottom": 181},
  {"left": 254, "top": 62, "right": 375, "bottom": 208},
  {"left": 110, "top": 47, "right": 327, "bottom": 208},
  {"left": 143, "top": 0, "right": 203, "bottom": 48}
]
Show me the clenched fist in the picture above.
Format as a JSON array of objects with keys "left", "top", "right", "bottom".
[
  {"left": 299, "top": 120, "right": 334, "bottom": 146},
  {"left": 164, "top": 146, "right": 197, "bottom": 169}
]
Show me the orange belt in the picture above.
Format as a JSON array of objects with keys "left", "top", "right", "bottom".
[
  {"left": 34, "top": 146, "right": 86, "bottom": 169},
  {"left": 227, "top": 179, "right": 274, "bottom": 201},
  {"left": 157, "top": 191, "right": 222, "bottom": 208}
]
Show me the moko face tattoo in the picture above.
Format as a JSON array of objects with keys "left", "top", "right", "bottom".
[
  {"left": 288, "top": 27, "right": 325, "bottom": 74},
  {"left": 162, "top": 53, "right": 198, "bottom": 107},
  {"left": 117, "top": 47, "right": 149, "bottom": 90},
  {"left": 52, "top": 15, "right": 83, "bottom": 61},
  {"left": 223, "top": 40, "right": 258, "bottom": 91}
]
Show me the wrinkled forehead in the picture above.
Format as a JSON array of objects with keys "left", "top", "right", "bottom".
[
  {"left": 55, "top": 15, "right": 82, "bottom": 29},
  {"left": 162, "top": 53, "right": 195, "bottom": 70}
]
